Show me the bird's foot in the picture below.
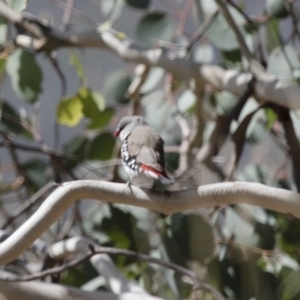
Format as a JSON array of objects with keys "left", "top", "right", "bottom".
[{"left": 126, "top": 180, "right": 132, "bottom": 189}]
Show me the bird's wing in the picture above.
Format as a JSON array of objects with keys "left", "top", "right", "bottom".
[
  {"left": 126, "top": 126, "right": 166, "bottom": 172},
  {"left": 136, "top": 145, "right": 164, "bottom": 172}
]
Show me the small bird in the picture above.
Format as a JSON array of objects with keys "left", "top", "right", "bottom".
[{"left": 114, "top": 116, "right": 174, "bottom": 186}]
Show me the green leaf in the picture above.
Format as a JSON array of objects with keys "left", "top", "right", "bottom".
[
  {"left": 64, "top": 135, "right": 88, "bottom": 157},
  {"left": 246, "top": 117, "right": 266, "bottom": 144},
  {"left": 7, "top": 0, "right": 27, "bottom": 12},
  {"left": 57, "top": 87, "right": 106, "bottom": 127},
  {"left": 215, "top": 91, "right": 238, "bottom": 115},
  {"left": 206, "top": 7, "right": 246, "bottom": 51},
  {"left": 100, "top": 0, "right": 124, "bottom": 21},
  {"left": 81, "top": 276, "right": 106, "bottom": 291},
  {"left": 103, "top": 70, "right": 131, "bottom": 104},
  {"left": 234, "top": 98, "right": 267, "bottom": 144},
  {"left": 78, "top": 87, "right": 105, "bottom": 119},
  {"left": 265, "top": 108, "right": 277, "bottom": 130},
  {"left": 136, "top": 12, "right": 174, "bottom": 47},
  {"left": 140, "top": 67, "right": 164, "bottom": 94},
  {"left": 87, "top": 107, "right": 114, "bottom": 129},
  {"left": 237, "top": 164, "right": 271, "bottom": 184},
  {"left": 265, "top": 19, "right": 280, "bottom": 52},
  {"left": 61, "top": 262, "right": 98, "bottom": 288},
  {"left": 0, "top": 16, "right": 7, "bottom": 45},
  {"left": 177, "top": 89, "right": 196, "bottom": 114},
  {"left": 6, "top": 49, "right": 42, "bottom": 103},
  {"left": 22, "top": 158, "right": 48, "bottom": 188},
  {"left": 166, "top": 215, "right": 215, "bottom": 264},
  {"left": 69, "top": 51, "right": 86, "bottom": 84},
  {"left": 89, "top": 132, "right": 115, "bottom": 160},
  {"left": 268, "top": 45, "right": 299, "bottom": 80},
  {"left": 186, "top": 215, "right": 215, "bottom": 263},
  {"left": 101, "top": 206, "right": 135, "bottom": 250},
  {"left": 198, "top": 0, "right": 218, "bottom": 15},
  {"left": 266, "top": 0, "right": 289, "bottom": 19},
  {"left": 222, "top": 49, "right": 242, "bottom": 64},
  {"left": 126, "top": 0, "right": 150, "bottom": 9},
  {"left": 63, "top": 135, "right": 88, "bottom": 169},
  {"left": 143, "top": 90, "right": 176, "bottom": 144},
  {"left": 56, "top": 94, "right": 84, "bottom": 127},
  {"left": 0, "top": 59, "right": 6, "bottom": 76},
  {"left": 192, "top": 43, "right": 215, "bottom": 63},
  {"left": 163, "top": 235, "right": 186, "bottom": 266}
]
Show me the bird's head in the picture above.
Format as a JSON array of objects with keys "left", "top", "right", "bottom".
[{"left": 114, "top": 116, "right": 148, "bottom": 141}]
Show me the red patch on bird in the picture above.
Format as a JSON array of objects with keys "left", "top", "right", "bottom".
[{"left": 141, "top": 164, "right": 166, "bottom": 176}]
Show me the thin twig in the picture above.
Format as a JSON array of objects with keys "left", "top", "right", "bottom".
[
  {"left": 127, "top": 64, "right": 150, "bottom": 115},
  {"left": 49, "top": 0, "right": 96, "bottom": 27},
  {"left": 48, "top": 52, "right": 67, "bottom": 151},
  {"left": 61, "top": 0, "right": 74, "bottom": 31},
  {"left": 0, "top": 246, "right": 225, "bottom": 300},
  {"left": 176, "top": 0, "right": 194, "bottom": 35},
  {"left": 0, "top": 131, "right": 34, "bottom": 189},
  {"left": 1, "top": 181, "right": 55, "bottom": 229},
  {"left": 0, "top": 141, "right": 75, "bottom": 159},
  {"left": 187, "top": 11, "right": 219, "bottom": 53}
]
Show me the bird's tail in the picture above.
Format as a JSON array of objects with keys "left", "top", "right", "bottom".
[
  {"left": 159, "top": 174, "right": 175, "bottom": 185},
  {"left": 140, "top": 164, "right": 175, "bottom": 185}
]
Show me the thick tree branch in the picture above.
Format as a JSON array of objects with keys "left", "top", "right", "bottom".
[{"left": 0, "top": 180, "right": 300, "bottom": 266}]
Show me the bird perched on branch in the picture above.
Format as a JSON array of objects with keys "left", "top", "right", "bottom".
[{"left": 114, "top": 116, "right": 174, "bottom": 186}]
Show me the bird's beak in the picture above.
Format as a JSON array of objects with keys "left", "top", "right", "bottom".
[{"left": 114, "top": 130, "right": 120, "bottom": 137}]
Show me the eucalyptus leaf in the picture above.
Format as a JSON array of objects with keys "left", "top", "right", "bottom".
[
  {"left": 7, "top": 0, "right": 27, "bottom": 12},
  {"left": 206, "top": 7, "right": 246, "bottom": 51},
  {"left": 6, "top": 49, "right": 42, "bottom": 103},
  {"left": 192, "top": 43, "right": 215, "bottom": 63},
  {"left": 136, "top": 12, "right": 174, "bottom": 47},
  {"left": 78, "top": 87, "right": 105, "bottom": 119},
  {"left": 198, "top": 0, "right": 218, "bottom": 15},
  {"left": 0, "top": 59, "right": 6, "bottom": 75},
  {"left": 237, "top": 164, "right": 271, "bottom": 184},
  {"left": 22, "top": 158, "right": 48, "bottom": 188},
  {"left": 266, "top": 19, "right": 280, "bottom": 52},
  {"left": 186, "top": 215, "right": 215, "bottom": 263},
  {"left": 140, "top": 67, "right": 164, "bottom": 94},
  {"left": 215, "top": 91, "right": 238, "bottom": 115},
  {"left": 268, "top": 45, "right": 299, "bottom": 80},
  {"left": 0, "top": 16, "right": 7, "bottom": 45},
  {"left": 100, "top": 0, "right": 124, "bottom": 21},
  {"left": 63, "top": 135, "right": 88, "bottom": 168},
  {"left": 89, "top": 132, "right": 115, "bottom": 160},
  {"left": 87, "top": 107, "right": 114, "bottom": 129},
  {"left": 103, "top": 70, "right": 131, "bottom": 104},
  {"left": 220, "top": 206, "right": 260, "bottom": 246},
  {"left": 177, "top": 89, "right": 196, "bottom": 114},
  {"left": 56, "top": 94, "right": 84, "bottom": 127},
  {"left": 266, "top": 0, "right": 289, "bottom": 19},
  {"left": 143, "top": 90, "right": 176, "bottom": 144},
  {"left": 81, "top": 276, "right": 105, "bottom": 291},
  {"left": 125, "top": 0, "right": 150, "bottom": 9},
  {"left": 69, "top": 51, "right": 86, "bottom": 84}
]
